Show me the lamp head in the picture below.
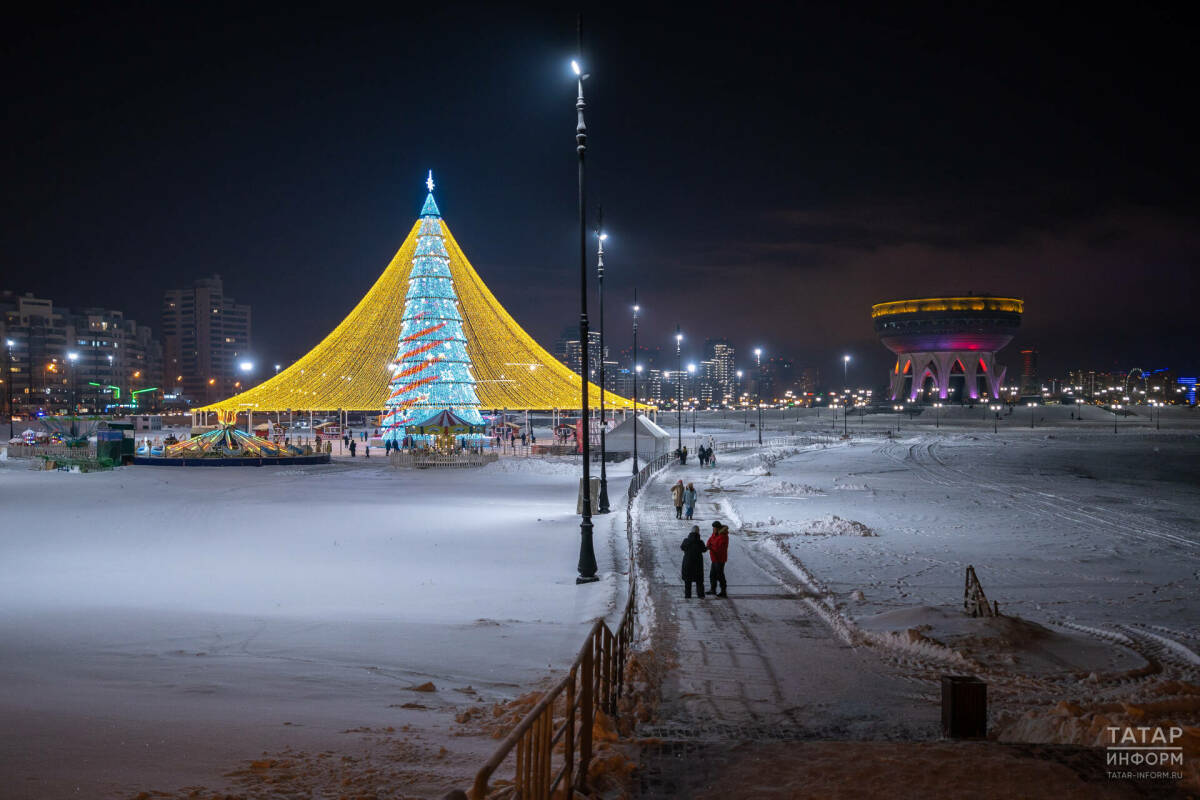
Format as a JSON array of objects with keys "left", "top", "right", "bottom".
[
  {"left": 571, "top": 59, "right": 581, "bottom": 76},
  {"left": 67, "top": 351, "right": 78, "bottom": 361},
  {"left": 239, "top": 361, "right": 254, "bottom": 373},
  {"left": 598, "top": 232, "right": 607, "bottom": 241}
]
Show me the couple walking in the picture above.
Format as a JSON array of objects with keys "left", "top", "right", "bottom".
[
  {"left": 680, "top": 521, "right": 729, "bottom": 599},
  {"left": 670, "top": 480, "right": 698, "bottom": 520}
]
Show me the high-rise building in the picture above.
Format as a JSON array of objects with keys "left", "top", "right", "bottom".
[
  {"left": 799, "top": 367, "right": 820, "bottom": 398},
  {"left": 1019, "top": 348, "right": 1039, "bottom": 395},
  {"left": 564, "top": 331, "right": 604, "bottom": 383},
  {"left": 1, "top": 291, "right": 163, "bottom": 413},
  {"left": 162, "top": 275, "right": 251, "bottom": 405},
  {"left": 704, "top": 339, "right": 736, "bottom": 403}
]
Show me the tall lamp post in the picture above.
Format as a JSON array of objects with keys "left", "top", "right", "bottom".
[
  {"left": 843, "top": 354, "right": 851, "bottom": 390},
  {"left": 67, "top": 351, "right": 79, "bottom": 437},
  {"left": 990, "top": 403, "right": 1001, "bottom": 434},
  {"left": 631, "top": 293, "right": 639, "bottom": 475},
  {"left": 572, "top": 46, "right": 598, "bottom": 584},
  {"left": 736, "top": 370, "right": 744, "bottom": 430},
  {"left": 5, "top": 339, "right": 14, "bottom": 440},
  {"left": 933, "top": 401, "right": 943, "bottom": 429},
  {"left": 674, "top": 327, "right": 682, "bottom": 454},
  {"left": 595, "top": 227, "right": 610, "bottom": 513},
  {"left": 757, "top": 400, "right": 764, "bottom": 444},
  {"left": 1112, "top": 403, "right": 1121, "bottom": 434}
]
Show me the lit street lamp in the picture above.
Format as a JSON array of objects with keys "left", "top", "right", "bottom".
[
  {"left": 1112, "top": 403, "right": 1121, "bottom": 434},
  {"left": 631, "top": 293, "right": 639, "bottom": 475},
  {"left": 275, "top": 363, "right": 282, "bottom": 375},
  {"left": 990, "top": 403, "right": 1002, "bottom": 434},
  {"left": 67, "top": 351, "right": 79, "bottom": 436},
  {"left": 892, "top": 404, "right": 903, "bottom": 433},
  {"left": 572, "top": 42, "right": 598, "bottom": 584},
  {"left": 843, "top": 354, "right": 851, "bottom": 390},
  {"left": 1026, "top": 401, "right": 1036, "bottom": 429},
  {"left": 675, "top": 327, "right": 682, "bottom": 454},
  {"left": 933, "top": 401, "right": 943, "bottom": 428},
  {"left": 5, "top": 339, "right": 14, "bottom": 440},
  {"left": 596, "top": 226, "right": 609, "bottom": 514}
]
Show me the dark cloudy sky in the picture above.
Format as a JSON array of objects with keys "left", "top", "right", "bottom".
[{"left": 4, "top": 2, "right": 1196, "bottom": 386}]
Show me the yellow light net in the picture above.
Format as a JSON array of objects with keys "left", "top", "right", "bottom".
[{"left": 199, "top": 219, "right": 641, "bottom": 413}]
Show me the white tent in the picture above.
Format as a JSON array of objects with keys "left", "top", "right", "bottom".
[{"left": 604, "top": 414, "right": 672, "bottom": 458}]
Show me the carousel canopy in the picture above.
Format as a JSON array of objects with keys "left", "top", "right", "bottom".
[{"left": 405, "top": 409, "right": 485, "bottom": 435}]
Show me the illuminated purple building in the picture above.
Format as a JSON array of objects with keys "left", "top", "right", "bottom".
[{"left": 873, "top": 296, "right": 1023, "bottom": 402}]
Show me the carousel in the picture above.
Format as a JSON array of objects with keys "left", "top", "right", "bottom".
[
  {"left": 136, "top": 412, "right": 331, "bottom": 466},
  {"left": 392, "top": 409, "right": 493, "bottom": 468}
]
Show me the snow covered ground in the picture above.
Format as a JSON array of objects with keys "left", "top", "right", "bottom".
[
  {"left": 633, "top": 405, "right": 1199, "bottom": 794},
  {"left": 1, "top": 403, "right": 1197, "bottom": 797},
  {"left": 0, "top": 452, "right": 629, "bottom": 799}
]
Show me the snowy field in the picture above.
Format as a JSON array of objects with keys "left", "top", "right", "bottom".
[
  {"left": 0, "top": 451, "right": 629, "bottom": 799},
  {"left": 1, "top": 403, "right": 1197, "bottom": 797}
]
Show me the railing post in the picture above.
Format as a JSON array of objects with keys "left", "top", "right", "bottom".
[
  {"left": 602, "top": 626, "right": 613, "bottom": 715},
  {"left": 577, "top": 635, "right": 593, "bottom": 794},
  {"left": 565, "top": 666, "right": 576, "bottom": 794}
]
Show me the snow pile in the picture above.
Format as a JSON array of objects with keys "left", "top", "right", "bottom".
[
  {"left": 757, "top": 478, "right": 823, "bottom": 496},
  {"left": 856, "top": 606, "right": 1146, "bottom": 675},
  {"left": 994, "top": 682, "right": 1200, "bottom": 792},
  {"left": 486, "top": 456, "right": 580, "bottom": 476},
  {"left": 798, "top": 514, "right": 877, "bottom": 537}
]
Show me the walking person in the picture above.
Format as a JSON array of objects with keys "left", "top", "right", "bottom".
[
  {"left": 349, "top": 440, "right": 357, "bottom": 457},
  {"left": 671, "top": 479, "right": 685, "bottom": 519},
  {"left": 680, "top": 445, "right": 688, "bottom": 465},
  {"left": 680, "top": 526, "right": 708, "bottom": 598},
  {"left": 707, "top": 522, "right": 729, "bottom": 597},
  {"left": 683, "top": 482, "right": 697, "bottom": 521}
]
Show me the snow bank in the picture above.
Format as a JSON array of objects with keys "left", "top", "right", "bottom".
[{"left": 797, "top": 514, "right": 877, "bottom": 537}]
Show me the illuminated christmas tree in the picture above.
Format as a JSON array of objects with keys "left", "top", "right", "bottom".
[{"left": 381, "top": 173, "right": 484, "bottom": 442}]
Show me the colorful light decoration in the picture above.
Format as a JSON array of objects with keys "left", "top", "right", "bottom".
[
  {"left": 197, "top": 176, "right": 644, "bottom": 415},
  {"left": 381, "top": 184, "right": 484, "bottom": 441}
]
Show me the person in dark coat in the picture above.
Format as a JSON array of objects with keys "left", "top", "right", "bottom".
[
  {"left": 707, "top": 521, "right": 729, "bottom": 597},
  {"left": 349, "top": 440, "right": 357, "bottom": 457},
  {"left": 680, "top": 526, "right": 708, "bottom": 598}
]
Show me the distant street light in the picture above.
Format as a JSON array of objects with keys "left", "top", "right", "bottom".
[
  {"left": 843, "top": 354, "right": 851, "bottom": 390},
  {"left": 893, "top": 404, "right": 903, "bottom": 434},
  {"left": 5, "top": 339, "right": 15, "bottom": 440},
  {"left": 67, "top": 351, "right": 79, "bottom": 436},
  {"left": 275, "top": 364, "right": 282, "bottom": 375},
  {"left": 1112, "top": 403, "right": 1121, "bottom": 434},
  {"left": 631, "top": 293, "right": 640, "bottom": 475},
  {"left": 990, "top": 403, "right": 1002, "bottom": 434},
  {"left": 933, "top": 401, "right": 943, "bottom": 429},
  {"left": 675, "top": 327, "right": 683, "bottom": 453},
  {"left": 1027, "top": 401, "right": 1037, "bottom": 429},
  {"left": 596, "top": 227, "right": 609, "bottom": 514}
]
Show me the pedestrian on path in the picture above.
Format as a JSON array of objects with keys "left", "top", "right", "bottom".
[
  {"left": 670, "top": 480, "right": 685, "bottom": 519},
  {"left": 349, "top": 440, "right": 357, "bottom": 457},
  {"left": 683, "top": 482, "right": 697, "bottom": 520},
  {"left": 707, "top": 521, "right": 729, "bottom": 597},
  {"left": 680, "top": 525, "right": 708, "bottom": 598}
]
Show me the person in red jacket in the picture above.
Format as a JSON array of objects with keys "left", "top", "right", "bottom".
[{"left": 707, "top": 521, "right": 729, "bottom": 598}]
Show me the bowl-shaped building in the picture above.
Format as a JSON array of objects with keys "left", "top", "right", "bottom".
[{"left": 872, "top": 296, "right": 1022, "bottom": 401}]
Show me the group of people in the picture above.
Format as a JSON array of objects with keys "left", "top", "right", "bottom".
[
  {"left": 670, "top": 479, "right": 699, "bottom": 520},
  {"left": 696, "top": 444, "right": 716, "bottom": 467},
  {"left": 681, "top": 521, "right": 729, "bottom": 598}
]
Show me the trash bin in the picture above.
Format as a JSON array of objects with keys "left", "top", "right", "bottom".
[{"left": 941, "top": 675, "right": 987, "bottom": 738}]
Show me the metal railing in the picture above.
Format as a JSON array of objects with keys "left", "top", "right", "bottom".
[
  {"left": 469, "top": 448, "right": 673, "bottom": 799},
  {"left": 3, "top": 443, "right": 96, "bottom": 460}
]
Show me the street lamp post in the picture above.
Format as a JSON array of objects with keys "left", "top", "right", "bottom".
[
  {"left": 572, "top": 42, "right": 598, "bottom": 584},
  {"left": 1027, "top": 402, "right": 1036, "bottom": 429},
  {"left": 843, "top": 354, "right": 851, "bottom": 391},
  {"left": 933, "top": 401, "right": 943, "bottom": 428},
  {"left": 757, "top": 401, "right": 763, "bottom": 445},
  {"left": 631, "top": 292, "right": 639, "bottom": 476},
  {"left": 675, "top": 327, "right": 682, "bottom": 455},
  {"left": 5, "top": 339, "right": 14, "bottom": 440},
  {"left": 67, "top": 351, "right": 79, "bottom": 437},
  {"left": 990, "top": 403, "right": 1001, "bottom": 434},
  {"left": 1113, "top": 404, "right": 1121, "bottom": 434},
  {"left": 736, "top": 370, "right": 745, "bottom": 429},
  {"left": 596, "top": 227, "right": 610, "bottom": 514}
]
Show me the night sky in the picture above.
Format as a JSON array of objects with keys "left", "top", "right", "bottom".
[{"left": 4, "top": 3, "right": 1197, "bottom": 387}]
